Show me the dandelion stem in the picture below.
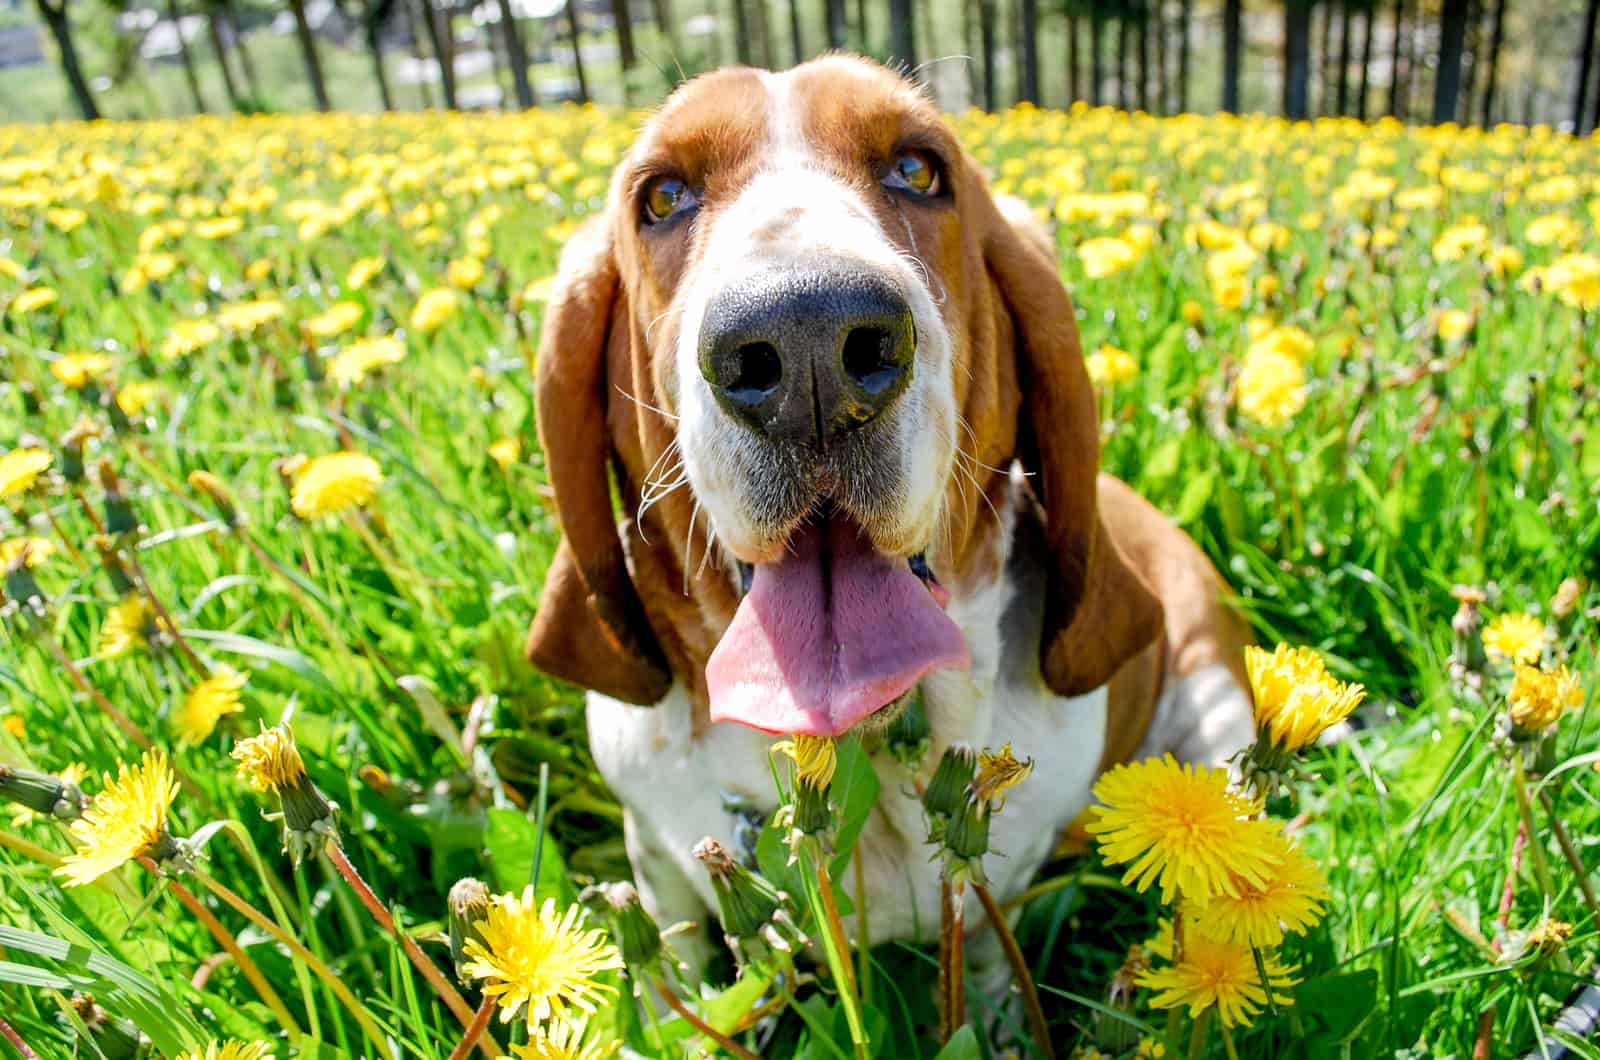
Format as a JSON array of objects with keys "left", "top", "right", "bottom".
[
  {"left": 653, "top": 977, "right": 762, "bottom": 1060},
  {"left": 1537, "top": 789, "right": 1600, "bottom": 925},
  {"left": 1187, "top": 1006, "right": 1213, "bottom": 1060},
  {"left": 191, "top": 867, "right": 390, "bottom": 1054},
  {"left": 1219, "top": 1019, "right": 1241, "bottom": 1060},
  {"left": 853, "top": 850, "right": 872, "bottom": 1010},
  {"left": 0, "top": 1015, "right": 40, "bottom": 1059},
  {"left": 1509, "top": 755, "right": 1557, "bottom": 902},
  {"left": 323, "top": 840, "right": 484, "bottom": 1036},
  {"left": 39, "top": 505, "right": 87, "bottom": 568},
  {"left": 137, "top": 857, "right": 303, "bottom": 1040},
  {"left": 446, "top": 997, "right": 497, "bottom": 1060},
  {"left": 33, "top": 625, "right": 155, "bottom": 754},
  {"left": 805, "top": 852, "right": 868, "bottom": 1060},
  {"left": 973, "top": 880, "right": 1055, "bottom": 1060},
  {"left": 121, "top": 547, "right": 209, "bottom": 678},
  {"left": 0, "top": 828, "right": 64, "bottom": 867}
]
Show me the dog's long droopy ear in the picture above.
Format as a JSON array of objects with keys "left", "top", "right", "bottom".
[
  {"left": 525, "top": 220, "right": 672, "bottom": 705},
  {"left": 982, "top": 199, "right": 1164, "bottom": 695}
]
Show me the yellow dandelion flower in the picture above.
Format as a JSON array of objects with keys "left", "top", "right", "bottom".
[
  {"left": 510, "top": 1019, "right": 620, "bottom": 1060},
  {"left": 1244, "top": 643, "right": 1366, "bottom": 753},
  {"left": 327, "top": 336, "right": 406, "bottom": 387},
  {"left": 1483, "top": 612, "right": 1547, "bottom": 664},
  {"left": 290, "top": 452, "right": 383, "bottom": 519},
  {"left": 1139, "top": 917, "right": 1299, "bottom": 1028},
  {"left": 448, "top": 256, "right": 486, "bottom": 289},
  {"left": 117, "top": 382, "right": 161, "bottom": 417},
  {"left": 1437, "top": 309, "right": 1474, "bottom": 342},
  {"left": 1247, "top": 325, "right": 1315, "bottom": 362},
  {"left": 1508, "top": 663, "right": 1582, "bottom": 734},
  {"left": 346, "top": 255, "right": 387, "bottom": 290},
  {"left": 244, "top": 258, "right": 275, "bottom": 283},
  {"left": 1192, "top": 828, "right": 1328, "bottom": 947},
  {"left": 410, "top": 287, "right": 460, "bottom": 333},
  {"left": 774, "top": 734, "right": 837, "bottom": 790},
  {"left": 1, "top": 536, "right": 54, "bottom": 569},
  {"left": 488, "top": 437, "right": 522, "bottom": 470},
  {"left": 217, "top": 299, "right": 286, "bottom": 335},
  {"left": 51, "top": 352, "right": 114, "bottom": 389},
  {"left": 175, "top": 668, "right": 247, "bottom": 746},
  {"left": 973, "top": 742, "right": 1033, "bottom": 807},
  {"left": 232, "top": 724, "right": 308, "bottom": 793},
  {"left": 1086, "top": 755, "right": 1281, "bottom": 904},
  {"left": 1086, "top": 345, "right": 1139, "bottom": 386},
  {"left": 1, "top": 715, "right": 22, "bottom": 739},
  {"left": 47, "top": 207, "right": 87, "bottom": 232},
  {"left": 99, "top": 596, "right": 155, "bottom": 658},
  {"left": 176, "top": 1040, "right": 275, "bottom": 1060},
  {"left": 1527, "top": 919, "right": 1573, "bottom": 956},
  {"left": 194, "top": 216, "right": 244, "bottom": 239},
  {"left": 162, "top": 319, "right": 222, "bottom": 360},
  {"left": 1077, "top": 236, "right": 1140, "bottom": 279},
  {"left": 56, "top": 749, "right": 181, "bottom": 887},
  {"left": 11, "top": 286, "right": 59, "bottom": 315},
  {"left": 521, "top": 275, "right": 556, "bottom": 303},
  {"left": 1432, "top": 221, "right": 1488, "bottom": 263},
  {"left": 10, "top": 762, "right": 88, "bottom": 828},
  {"left": 0, "top": 448, "right": 51, "bottom": 497},
  {"left": 1235, "top": 347, "right": 1307, "bottom": 427},
  {"left": 462, "top": 886, "right": 624, "bottom": 1026},
  {"left": 305, "top": 300, "right": 364, "bottom": 338}
]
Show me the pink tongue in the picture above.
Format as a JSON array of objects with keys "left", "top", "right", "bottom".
[{"left": 706, "top": 519, "right": 970, "bottom": 736}]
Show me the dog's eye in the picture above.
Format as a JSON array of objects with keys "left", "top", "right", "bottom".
[
  {"left": 643, "top": 176, "right": 696, "bottom": 225},
  {"left": 884, "top": 149, "right": 942, "bottom": 197}
]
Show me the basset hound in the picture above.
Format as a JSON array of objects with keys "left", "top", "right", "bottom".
[{"left": 524, "top": 55, "right": 1256, "bottom": 969}]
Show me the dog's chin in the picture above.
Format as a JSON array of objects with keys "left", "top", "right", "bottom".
[{"left": 845, "top": 689, "right": 914, "bottom": 739}]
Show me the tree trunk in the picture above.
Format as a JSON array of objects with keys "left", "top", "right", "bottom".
[
  {"left": 1067, "top": 13, "right": 1079, "bottom": 102},
  {"left": 495, "top": 0, "right": 534, "bottom": 107},
  {"left": 824, "top": 0, "right": 846, "bottom": 48},
  {"left": 653, "top": 0, "right": 682, "bottom": 61},
  {"left": 1459, "top": 0, "right": 1480, "bottom": 123},
  {"left": 856, "top": 0, "right": 868, "bottom": 51},
  {"left": 978, "top": 0, "right": 997, "bottom": 108},
  {"left": 1388, "top": 0, "right": 1407, "bottom": 116},
  {"left": 615, "top": 0, "right": 639, "bottom": 78},
  {"left": 1116, "top": 15, "right": 1129, "bottom": 109},
  {"left": 788, "top": 0, "right": 804, "bottom": 63},
  {"left": 364, "top": 0, "right": 397, "bottom": 110},
  {"left": 223, "top": 0, "right": 261, "bottom": 96},
  {"left": 1017, "top": 0, "right": 1038, "bottom": 101},
  {"left": 752, "top": 0, "right": 773, "bottom": 66},
  {"left": 1479, "top": 0, "right": 1505, "bottom": 124},
  {"left": 1434, "top": 0, "right": 1467, "bottom": 123},
  {"left": 565, "top": 0, "right": 589, "bottom": 101},
  {"left": 1177, "top": 0, "right": 1189, "bottom": 110},
  {"left": 1356, "top": 4, "right": 1374, "bottom": 119},
  {"left": 1221, "top": 0, "right": 1240, "bottom": 111},
  {"left": 166, "top": 0, "right": 210, "bottom": 112},
  {"left": 207, "top": 9, "right": 243, "bottom": 108},
  {"left": 1576, "top": 0, "right": 1599, "bottom": 131},
  {"left": 287, "top": 0, "right": 330, "bottom": 111},
  {"left": 1136, "top": 6, "right": 1149, "bottom": 110},
  {"left": 36, "top": 0, "right": 100, "bottom": 119},
  {"left": 731, "top": 0, "right": 752, "bottom": 63},
  {"left": 890, "top": 0, "right": 916, "bottom": 68},
  {"left": 1090, "top": 11, "right": 1104, "bottom": 106},
  {"left": 1335, "top": 0, "right": 1351, "bottom": 114},
  {"left": 1315, "top": 0, "right": 1333, "bottom": 113},
  {"left": 421, "top": 0, "right": 458, "bottom": 107},
  {"left": 403, "top": 0, "right": 436, "bottom": 106},
  {"left": 1284, "top": 0, "right": 1312, "bottom": 119},
  {"left": 1154, "top": 0, "right": 1167, "bottom": 113}
]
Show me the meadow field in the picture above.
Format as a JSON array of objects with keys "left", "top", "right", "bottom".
[{"left": 0, "top": 100, "right": 1597, "bottom": 1060}]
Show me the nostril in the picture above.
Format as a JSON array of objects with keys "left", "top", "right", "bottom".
[
  {"left": 727, "top": 342, "right": 782, "bottom": 402},
  {"left": 841, "top": 327, "right": 904, "bottom": 396}
]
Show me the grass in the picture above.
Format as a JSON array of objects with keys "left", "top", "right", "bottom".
[{"left": 0, "top": 94, "right": 1597, "bottom": 1059}]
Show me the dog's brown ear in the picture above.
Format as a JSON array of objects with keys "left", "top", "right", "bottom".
[
  {"left": 981, "top": 197, "right": 1163, "bottom": 695},
  {"left": 525, "top": 220, "right": 672, "bottom": 705}
]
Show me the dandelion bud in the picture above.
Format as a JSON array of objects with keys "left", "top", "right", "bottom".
[
  {"left": 886, "top": 693, "right": 931, "bottom": 768},
  {"left": 1551, "top": 577, "right": 1582, "bottom": 620},
  {"left": 447, "top": 876, "right": 491, "bottom": 982},
  {"left": 187, "top": 470, "right": 240, "bottom": 528},
  {"left": 60, "top": 418, "right": 99, "bottom": 484},
  {"left": 943, "top": 795, "right": 992, "bottom": 863},
  {"left": 972, "top": 743, "right": 1033, "bottom": 809},
  {"left": 1095, "top": 945, "right": 1149, "bottom": 1052},
  {"left": 1528, "top": 918, "right": 1572, "bottom": 958},
  {"left": 231, "top": 724, "right": 340, "bottom": 863},
  {"left": 68, "top": 994, "right": 146, "bottom": 1060},
  {"left": 579, "top": 880, "right": 662, "bottom": 968},
  {"left": 0, "top": 763, "right": 87, "bottom": 821},
  {"left": 91, "top": 535, "right": 138, "bottom": 597},
  {"left": 17, "top": 382, "right": 40, "bottom": 417},
  {"left": 97, "top": 461, "right": 138, "bottom": 537},
  {"left": 4, "top": 546, "right": 48, "bottom": 613},
  {"left": 693, "top": 836, "right": 783, "bottom": 942},
  {"left": 922, "top": 743, "right": 977, "bottom": 821}
]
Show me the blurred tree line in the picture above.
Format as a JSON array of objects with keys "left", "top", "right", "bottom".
[{"left": 24, "top": 0, "right": 1600, "bottom": 134}]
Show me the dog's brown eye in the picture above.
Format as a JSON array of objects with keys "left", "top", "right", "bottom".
[
  {"left": 885, "top": 149, "right": 941, "bottom": 197},
  {"left": 643, "top": 176, "right": 696, "bottom": 224}
]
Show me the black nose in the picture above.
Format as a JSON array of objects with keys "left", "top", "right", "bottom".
[{"left": 698, "top": 260, "right": 915, "bottom": 446}]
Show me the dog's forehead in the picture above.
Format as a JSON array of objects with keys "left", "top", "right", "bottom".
[{"left": 633, "top": 58, "right": 941, "bottom": 179}]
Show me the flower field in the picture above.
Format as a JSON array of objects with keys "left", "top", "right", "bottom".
[{"left": 1, "top": 101, "right": 1597, "bottom": 1060}]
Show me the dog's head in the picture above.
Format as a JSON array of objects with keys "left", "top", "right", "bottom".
[{"left": 526, "top": 56, "right": 1161, "bottom": 736}]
